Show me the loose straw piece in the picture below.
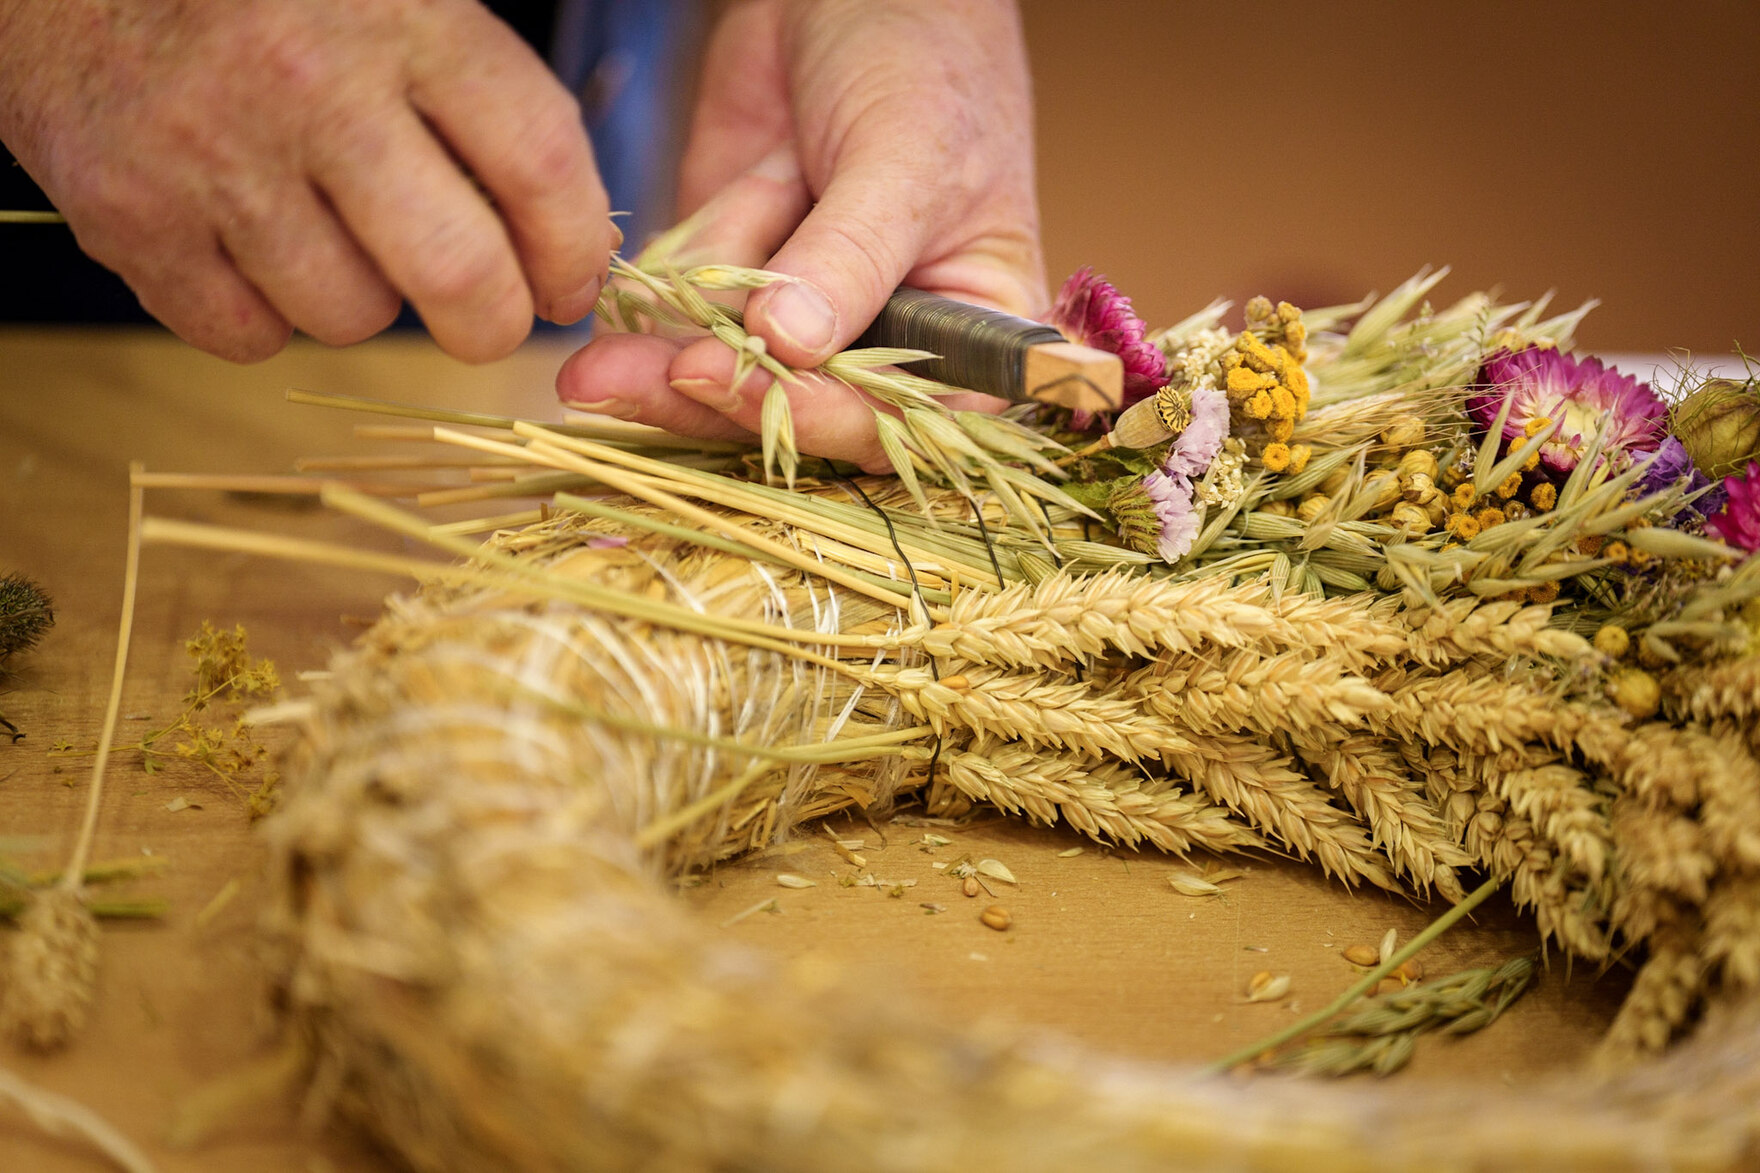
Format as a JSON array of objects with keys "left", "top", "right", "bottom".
[
  {"left": 0, "top": 1063, "right": 156, "bottom": 1173},
  {"left": 64, "top": 466, "right": 146, "bottom": 890},
  {"left": 320, "top": 485, "right": 911, "bottom": 656},
  {"left": 0, "top": 210, "right": 67, "bottom": 224},
  {"left": 1206, "top": 874, "right": 1507, "bottom": 1073}
]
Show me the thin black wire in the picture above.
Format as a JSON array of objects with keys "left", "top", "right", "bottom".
[
  {"left": 969, "top": 497, "right": 1006, "bottom": 588},
  {"left": 824, "top": 460, "right": 945, "bottom": 790}
]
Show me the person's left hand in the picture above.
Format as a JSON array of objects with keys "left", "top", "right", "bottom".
[{"left": 554, "top": 0, "right": 1044, "bottom": 472}]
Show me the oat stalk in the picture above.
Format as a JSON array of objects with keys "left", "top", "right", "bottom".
[{"left": 1207, "top": 873, "right": 1506, "bottom": 1072}]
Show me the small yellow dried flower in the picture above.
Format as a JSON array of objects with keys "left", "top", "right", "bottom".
[
  {"left": 1451, "top": 482, "right": 1478, "bottom": 511},
  {"left": 1267, "top": 417, "right": 1295, "bottom": 443},
  {"left": 1475, "top": 506, "right": 1507, "bottom": 530},
  {"left": 1227, "top": 366, "right": 1274, "bottom": 395},
  {"left": 1530, "top": 482, "right": 1558, "bottom": 511},
  {"left": 1523, "top": 415, "right": 1553, "bottom": 438},
  {"left": 1603, "top": 539, "right": 1630, "bottom": 563},
  {"left": 1524, "top": 580, "right": 1561, "bottom": 605},
  {"left": 1261, "top": 442, "right": 1293, "bottom": 473},
  {"left": 1245, "top": 389, "right": 1274, "bottom": 420},
  {"left": 1444, "top": 512, "right": 1482, "bottom": 541},
  {"left": 1269, "top": 386, "right": 1297, "bottom": 420},
  {"left": 1578, "top": 532, "right": 1605, "bottom": 556},
  {"left": 1286, "top": 443, "right": 1312, "bottom": 474},
  {"left": 1609, "top": 667, "right": 1662, "bottom": 719},
  {"left": 1594, "top": 624, "right": 1631, "bottom": 658},
  {"left": 1495, "top": 471, "right": 1523, "bottom": 499}
]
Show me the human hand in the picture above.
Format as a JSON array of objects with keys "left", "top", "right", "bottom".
[
  {"left": 0, "top": 0, "right": 613, "bottom": 362},
  {"left": 556, "top": 0, "right": 1044, "bottom": 471}
]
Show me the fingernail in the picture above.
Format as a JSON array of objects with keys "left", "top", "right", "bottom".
[
  {"left": 761, "top": 280, "right": 837, "bottom": 357},
  {"left": 561, "top": 395, "right": 638, "bottom": 420},
  {"left": 549, "top": 273, "right": 604, "bottom": 325},
  {"left": 670, "top": 375, "right": 743, "bottom": 413}
]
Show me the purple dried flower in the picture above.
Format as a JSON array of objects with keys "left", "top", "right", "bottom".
[
  {"left": 1047, "top": 267, "right": 1168, "bottom": 410},
  {"left": 1143, "top": 469, "right": 1200, "bottom": 562},
  {"left": 1467, "top": 347, "right": 1668, "bottom": 473},
  {"left": 1163, "top": 383, "right": 1230, "bottom": 480},
  {"left": 1706, "top": 462, "right": 1760, "bottom": 552}
]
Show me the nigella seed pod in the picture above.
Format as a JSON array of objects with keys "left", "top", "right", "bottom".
[{"left": 1675, "top": 379, "right": 1760, "bottom": 479}]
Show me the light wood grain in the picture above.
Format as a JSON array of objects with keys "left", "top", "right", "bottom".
[{"left": 0, "top": 326, "right": 1629, "bottom": 1172}]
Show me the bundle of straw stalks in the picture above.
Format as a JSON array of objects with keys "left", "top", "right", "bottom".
[{"left": 133, "top": 268, "right": 1760, "bottom": 1167}]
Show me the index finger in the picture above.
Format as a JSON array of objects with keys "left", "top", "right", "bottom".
[{"left": 410, "top": 7, "right": 614, "bottom": 325}]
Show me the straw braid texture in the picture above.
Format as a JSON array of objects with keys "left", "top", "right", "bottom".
[{"left": 269, "top": 496, "right": 1760, "bottom": 1170}]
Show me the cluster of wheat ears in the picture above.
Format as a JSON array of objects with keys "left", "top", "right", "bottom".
[{"left": 7, "top": 266, "right": 1760, "bottom": 1169}]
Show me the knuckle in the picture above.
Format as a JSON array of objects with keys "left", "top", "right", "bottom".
[
  {"left": 406, "top": 222, "right": 513, "bottom": 306},
  {"left": 511, "top": 95, "right": 592, "bottom": 196}
]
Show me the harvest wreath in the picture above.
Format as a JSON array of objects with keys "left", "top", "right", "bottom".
[{"left": 12, "top": 260, "right": 1760, "bottom": 1169}]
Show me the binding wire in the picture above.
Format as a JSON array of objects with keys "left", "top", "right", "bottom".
[{"left": 857, "top": 288, "right": 1065, "bottom": 401}]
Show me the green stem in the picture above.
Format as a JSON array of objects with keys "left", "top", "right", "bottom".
[{"left": 1205, "top": 873, "right": 1506, "bottom": 1074}]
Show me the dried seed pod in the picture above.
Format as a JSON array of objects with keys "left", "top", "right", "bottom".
[
  {"left": 1397, "top": 449, "right": 1439, "bottom": 482},
  {"left": 979, "top": 905, "right": 1012, "bottom": 931},
  {"left": 1380, "top": 416, "right": 1426, "bottom": 449},
  {"left": 1360, "top": 470, "right": 1402, "bottom": 512},
  {"left": 1342, "top": 944, "right": 1381, "bottom": 967},
  {"left": 1389, "top": 502, "right": 1431, "bottom": 536}
]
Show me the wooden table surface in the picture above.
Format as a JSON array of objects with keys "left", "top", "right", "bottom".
[{"left": 0, "top": 326, "right": 1632, "bottom": 1172}]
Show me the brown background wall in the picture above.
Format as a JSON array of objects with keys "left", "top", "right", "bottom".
[{"left": 1024, "top": 1, "right": 1759, "bottom": 353}]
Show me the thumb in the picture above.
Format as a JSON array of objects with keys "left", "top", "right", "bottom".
[{"left": 741, "top": 161, "right": 933, "bottom": 368}]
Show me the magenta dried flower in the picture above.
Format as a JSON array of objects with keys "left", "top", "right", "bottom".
[
  {"left": 1706, "top": 461, "right": 1760, "bottom": 552},
  {"left": 1047, "top": 267, "right": 1168, "bottom": 409},
  {"left": 1467, "top": 347, "right": 1667, "bottom": 473}
]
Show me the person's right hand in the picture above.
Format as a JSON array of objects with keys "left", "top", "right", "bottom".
[{"left": 0, "top": 0, "right": 613, "bottom": 362}]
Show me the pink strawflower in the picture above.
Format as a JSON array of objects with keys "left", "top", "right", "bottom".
[
  {"left": 1143, "top": 469, "right": 1200, "bottom": 562},
  {"left": 1705, "top": 461, "right": 1760, "bottom": 552},
  {"left": 1467, "top": 347, "right": 1667, "bottom": 473},
  {"left": 1047, "top": 267, "right": 1169, "bottom": 409},
  {"left": 1163, "top": 383, "right": 1230, "bottom": 480}
]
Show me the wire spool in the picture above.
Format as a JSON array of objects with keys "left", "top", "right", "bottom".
[{"left": 857, "top": 288, "right": 1068, "bottom": 402}]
